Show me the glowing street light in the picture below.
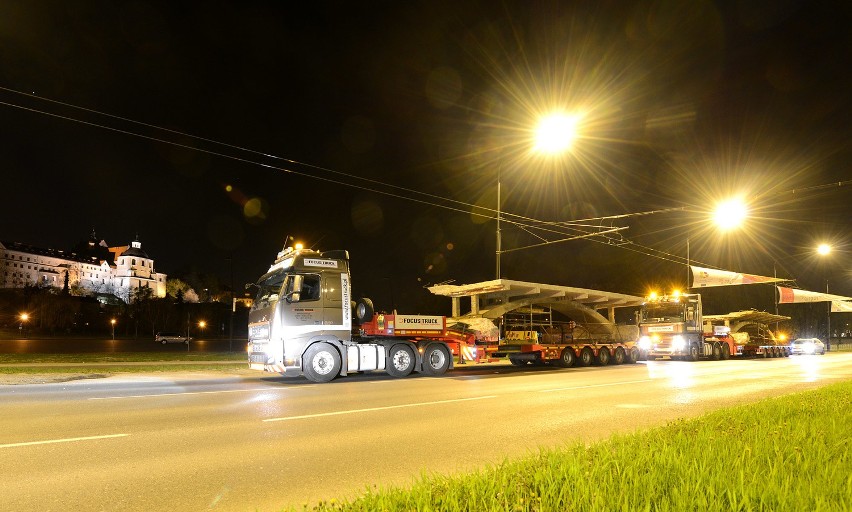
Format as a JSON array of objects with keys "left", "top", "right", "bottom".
[
  {"left": 496, "top": 111, "right": 582, "bottom": 279},
  {"left": 110, "top": 318, "right": 116, "bottom": 340},
  {"left": 533, "top": 113, "right": 581, "bottom": 154},
  {"left": 198, "top": 320, "right": 207, "bottom": 340},
  {"left": 19, "top": 313, "right": 29, "bottom": 339},
  {"left": 712, "top": 198, "right": 748, "bottom": 231},
  {"left": 817, "top": 243, "right": 831, "bottom": 256}
]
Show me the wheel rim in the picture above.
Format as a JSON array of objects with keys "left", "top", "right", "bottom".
[
  {"left": 582, "top": 350, "right": 592, "bottom": 365},
  {"left": 392, "top": 350, "right": 412, "bottom": 371},
  {"left": 311, "top": 350, "right": 336, "bottom": 375},
  {"left": 428, "top": 349, "right": 446, "bottom": 369}
]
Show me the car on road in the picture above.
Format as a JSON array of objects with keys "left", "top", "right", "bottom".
[
  {"left": 790, "top": 337, "right": 825, "bottom": 355},
  {"left": 155, "top": 332, "right": 191, "bottom": 344}
]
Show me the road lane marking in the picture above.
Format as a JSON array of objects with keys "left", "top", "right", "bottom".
[
  {"left": 540, "top": 379, "right": 653, "bottom": 393},
  {"left": 90, "top": 386, "right": 312, "bottom": 400},
  {"left": 263, "top": 395, "right": 498, "bottom": 422},
  {"left": 0, "top": 434, "right": 129, "bottom": 449}
]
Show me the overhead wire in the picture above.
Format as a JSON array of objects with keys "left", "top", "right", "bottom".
[{"left": 3, "top": 87, "right": 828, "bottom": 273}]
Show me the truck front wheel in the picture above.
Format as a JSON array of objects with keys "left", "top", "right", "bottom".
[
  {"left": 303, "top": 342, "right": 341, "bottom": 383},
  {"left": 688, "top": 343, "right": 700, "bottom": 362},
  {"left": 387, "top": 344, "right": 415, "bottom": 378},
  {"left": 422, "top": 344, "right": 450, "bottom": 376}
]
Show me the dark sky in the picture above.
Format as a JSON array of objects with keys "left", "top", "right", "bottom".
[{"left": 1, "top": 0, "right": 850, "bottom": 315}]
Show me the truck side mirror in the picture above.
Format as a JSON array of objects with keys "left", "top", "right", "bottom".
[{"left": 287, "top": 275, "right": 303, "bottom": 303}]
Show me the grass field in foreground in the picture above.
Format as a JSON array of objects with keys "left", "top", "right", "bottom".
[{"left": 300, "top": 380, "right": 852, "bottom": 512}]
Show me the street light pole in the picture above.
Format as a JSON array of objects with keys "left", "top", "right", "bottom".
[
  {"left": 496, "top": 165, "right": 501, "bottom": 280},
  {"left": 817, "top": 243, "right": 831, "bottom": 351}
]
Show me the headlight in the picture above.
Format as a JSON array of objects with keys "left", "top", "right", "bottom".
[
  {"left": 671, "top": 335, "right": 686, "bottom": 351},
  {"left": 638, "top": 336, "right": 651, "bottom": 350}
]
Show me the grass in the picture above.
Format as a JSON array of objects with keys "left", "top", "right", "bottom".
[
  {"left": 0, "top": 352, "right": 241, "bottom": 364},
  {"left": 0, "top": 352, "right": 246, "bottom": 375},
  {"left": 299, "top": 380, "right": 852, "bottom": 512}
]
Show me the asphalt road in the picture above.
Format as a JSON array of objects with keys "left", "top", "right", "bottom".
[
  {"left": 0, "top": 336, "right": 247, "bottom": 354},
  {"left": 1, "top": 354, "right": 851, "bottom": 512}
]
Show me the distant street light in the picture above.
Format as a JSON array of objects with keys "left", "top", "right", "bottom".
[
  {"left": 110, "top": 318, "right": 116, "bottom": 340},
  {"left": 19, "top": 313, "right": 29, "bottom": 339},
  {"left": 496, "top": 111, "right": 582, "bottom": 279},
  {"left": 818, "top": 243, "right": 832, "bottom": 350},
  {"left": 198, "top": 320, "right": 207, "bottom": 340}
]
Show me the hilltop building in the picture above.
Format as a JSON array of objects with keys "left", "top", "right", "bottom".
[{"left": 0, "top": 232, "right": 167, "bottom": 303}]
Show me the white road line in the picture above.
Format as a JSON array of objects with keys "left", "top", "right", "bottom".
[
  {"left": 540, "top": 379, "right": 653, "bottom": 393},
  {"left": 90, "top": 386, "right": 312, "bottom": 400},
  {"left": 263, "top": 395, "right": 498, "bottom": 422},
  {"left": 0, "top": 434, "right": 129, "bottom": 449}
]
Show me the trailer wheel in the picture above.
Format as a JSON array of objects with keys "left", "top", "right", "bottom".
[
  {"left": 596, "top": 347, "right": 611, "bottom": 366},
  {"left": 578, "top": 347, "right": 594, "bottom": 366},
  {"left": 559, "top": 348, "right": 576, "bottom": 368},
  {"left": 509, "top": 356, "right": 526, "bottom": 366},
  {"left": 687, "top": 343, "right": 700, "bottom": 362},
  {"left": 303, "top": 342, "right": 341, "bottom": 383},
  {"left": 613, "top": 347, "right": 626, "bottom": 365},
  {"left": 719, "top": 344, "right": 730, "bottom": 360},
  {"left": 626, "top": 346, "right": 638, "bottom": 363},
  {"left": 386, "top": 344, "right": 415, "bottom": 378},
  {"left": 354, "top": 298, "right": 374, "bottom": 325},
  {"left": 422, "top": 344, "right": 450, "bottom": 376},
  {"left": 711, "top": 342, "right": 722, "bottom": 361}
]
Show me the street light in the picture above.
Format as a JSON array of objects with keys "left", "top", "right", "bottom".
[
  {"left": 495, "top": 112, "right": 582, "bottom": 279},
  {"left": 712, "top": 198, "right": 748, "bottom": 232},
  {"left": 19, "top": 313, "right": 29, "bottom": 339},
  {"left": 817, "top": 243, "right": 832, "bottom": 350},
  {"left": 198, "top": 320, "right": 206, "bottom": 340},
  {"left": 110, "top": 318, "right": 116, "bottom": 340}
]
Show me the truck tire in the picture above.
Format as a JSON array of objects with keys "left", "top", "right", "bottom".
[
  {"left": 386, "top": 344, "right": 415, "bottom": 378},
  {"left": 687, "top": 343, "right": 700, "bottom": 362},
  {"left": 578, "top": 347, "right": 594, "bottom": 366},
  {"left": 711, "top": 342, "right": 721, "bottom": 361},
  {"left": 719, "top": 344, "right": 730, "bottom": 360},
  {"left": 422, "top": 344, "right": 450, "bottom": 376},
  {"left": 613, "top": 347, "right": 626, "bottom": 365},
  {"left": 303, "top": 342, "right": 341, "bottom": 383},
  {"left": 596, "top": 347, "right": 611, "bottom": 366},
  {"left": 559, "top": 347, "right": 576, "bottom": 368},
  {"left": 355, "top": 298, "right": 374, "bottom": 325},
  {"left": 509, "top": 355, "right": 526, "bottom": 366}
]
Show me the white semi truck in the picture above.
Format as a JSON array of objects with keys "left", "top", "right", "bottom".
[{"left": 247, "top": 245, "right": 481, "bottom": 382}]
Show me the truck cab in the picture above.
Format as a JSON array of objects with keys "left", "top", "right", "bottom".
[
  {"left": 248, "top": 247, "right": 354, "bottom": 379},
  {"left": 638, "top": 292, "right": 704, "bottom": 360},
  {"left": 247, "top": 245, "right": 455, "bottom": 382}
]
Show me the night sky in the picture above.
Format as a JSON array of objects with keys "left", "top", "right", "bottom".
[{"left": 1, "top": 1, "right": 849, "bottom": 317}]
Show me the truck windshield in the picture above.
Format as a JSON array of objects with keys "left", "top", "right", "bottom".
[
  {"left": 641, "top": 304, "right": 685, "bottom": 323},
  {"left": 253, "top": 270, "right": 287, "bottom": 310}
]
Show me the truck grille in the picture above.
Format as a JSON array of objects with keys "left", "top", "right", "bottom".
[{"left": 249, "top": 353, "right": 269, "bottom": 364}]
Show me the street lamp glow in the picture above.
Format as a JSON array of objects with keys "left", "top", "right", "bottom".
[
  {"left": 533, "top": 113, "right": 580, "bottom": 154},
  {"left": 713, "top": 198, "right": 747, "bottom": 231},
  {"left": 817, "top": 243, "right": 831, "bottom": 256},
  {"left": 20, "top": 313, "right": 29, "bottom": 322}
]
